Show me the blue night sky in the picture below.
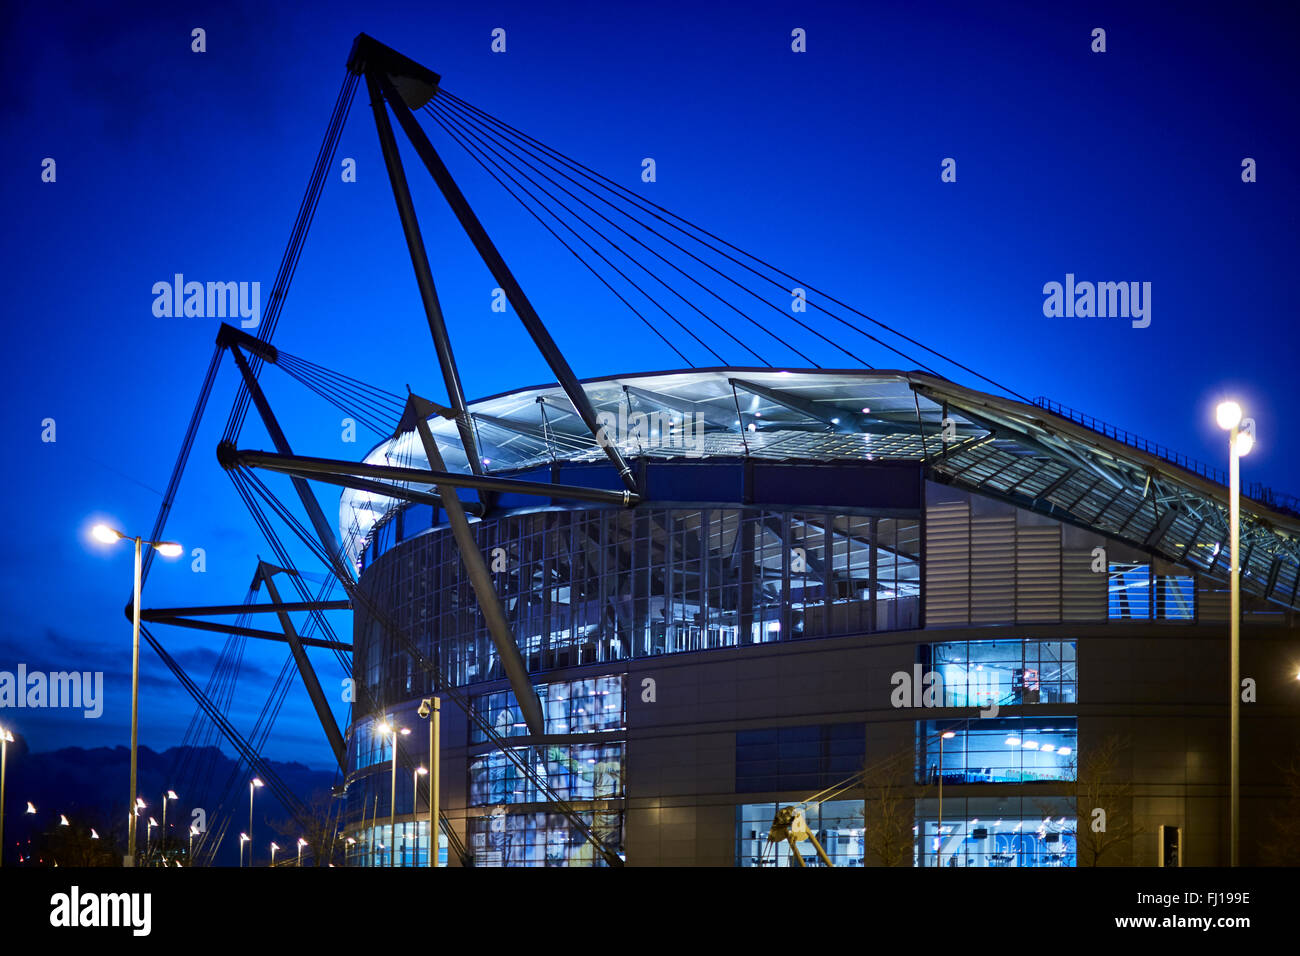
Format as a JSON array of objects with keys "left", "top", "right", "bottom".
[{"left": 0, "top": 0, "right": 1296, "bottom": 771}]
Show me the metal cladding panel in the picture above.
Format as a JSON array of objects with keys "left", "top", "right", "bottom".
[
  {"left": 751, "top": 462, "right": 921, "bottom": 511},
  {"left": 925, "top": 500, "right": 971, "bottom": 626},
  {"left": 970, "top": 515, "right": 1015, "bottom": 623},
  {"left": 1016, "top": 524, "right": 1062, "bottom": 622}
]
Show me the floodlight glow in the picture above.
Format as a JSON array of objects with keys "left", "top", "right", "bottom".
[
  {"left": 92, "top": 524, "right": 121, "bottom": 544},
  {"left": 155, "top": 542, "right": 184, "bottom": 558},
  {"left": 1236, "top": 431, "right": 1254, "bottom": 456},
  {"left": 1215, "top": 401, "right": 1243, "bottom": 431}
]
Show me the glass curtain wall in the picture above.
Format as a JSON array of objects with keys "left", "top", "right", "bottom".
[{"left": 355, "top": 506, "right": 921, "bottom": 699}]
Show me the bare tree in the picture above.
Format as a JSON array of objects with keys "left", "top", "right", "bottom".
[
  {"left": 1066, "top": 734, "right": 1141, "bottom": 866},
  {"left": 270, "top": 791, "right": 344, "bottom": 866},
  {"left": 860, "top": 749, "right": 928, "bottom": 867}
]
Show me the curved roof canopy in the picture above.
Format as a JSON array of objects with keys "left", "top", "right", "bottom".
[{"left": 339, "top": 368, "right": 1300, "bottom": 612}]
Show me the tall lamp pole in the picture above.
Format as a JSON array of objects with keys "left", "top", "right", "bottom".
[
  {"left": 0, "top": 725, "right": 13, "bottom": 868},
  {"left": 412, "top": 767, "right": 427, "bottom": 866},
  {"left": 419, "top": 696, "right": 441, "bottom": 867},
  {"left": 162, "top": 790, "right": 177, "bottom": 862},
  {"left": 1215, "top": 401, "right": 1253, "bottom": 867},
  {"left": 90, "top": 523, "right": 182, "bottom": 867},
  {"left": 249, "top": 777, "right": 264, "bottom": 867},
  {"left": 937, "top": 729, "right": 955, "bottom": 867},
  {"left": 377, "top": 720, "right": 409, "bottom": 867}
]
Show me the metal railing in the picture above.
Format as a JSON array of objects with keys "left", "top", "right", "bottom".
[{"left": 1033, "top": 397, "right": 1300, "bottom": 518}]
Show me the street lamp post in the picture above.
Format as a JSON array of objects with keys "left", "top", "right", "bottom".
[
  {"left": 248, "top": 777, "right": 264, "bottom": 867},
  {"left": 937, "top": 729, "right": 955, "bottom": 867},
  {"left": 412, "top": 767, "right": 427, "bottom": 866},
  {"left": 146, "top": 817, "right": 157, "bottom": 864},
  {"left": 189, "top": 825, "right": 199, "bottom": 863},
  {"left": 1215, "top": 401, "right": 1253, "bottom": 867},
  {"left": 297, "top": 837, "right": 308, "bottom": 867},
  {"left": 90, "top": 523, "right": 182, "bottom": 868},
  {"left": 239, "top": 832, "right": 249, "bottom": 867},
  {"left": 0, "top": 725, "right": 12, "bottom": 869},
  {"left": 377, "top": 721, "right": 409, "bottom": 868},
  {"left": 419, "top": 696, "right": 441, "bottom": 868},
  {"left": 162, "top": 790, "right": 177, "bottom": 863},
  {"left": 270, "top": 842, "right": 280, "bottom": 867}
]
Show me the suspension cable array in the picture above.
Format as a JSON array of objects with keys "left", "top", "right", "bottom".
[
  {"left": 130, "top": 35, "right": 1038, "bottom": 869},
  {"left": 424, "top": 88, "right": 1031, "bottom": 402}
]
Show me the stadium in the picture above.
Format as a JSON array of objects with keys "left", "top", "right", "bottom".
[
  {"left": 335, "top": 366, "right": 1300, "bottom": 866},
  {"left": 98, "top": 34, "right": 1298, "bottom": 870}
]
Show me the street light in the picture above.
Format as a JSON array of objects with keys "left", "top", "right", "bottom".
[
  {"left": 418, "top": 696, "right": 441, "bottom": 868},
  {"left": 0, "top": 724, "right": 13, "bottom": 869},
  {"left": 146, "top": 817, "right": 157, "bottom": 864},
  {"left": 1215, "top": 400, "right": 1253, "bottom": 867},
  {"left": 297, "top": 837, "right": 308, "bottom": 868},
  {"left": 161, "top": 790, "right": 177, "bottom": 862},
  {"left": 412, "top": 767, "right": 427, "bottom": 867},
  {"left": 249, "top": 778, "right": 264, "bottom": 867},
  {"left": 189, "top": 825, "right": 199, "bottom": 862},
  {"left": 270, "top": 841, "right": 280, "bottom": 867},
  {"left": 937, "top": 729, "right": 956, "bottom": 867},
  {"left": 376, "top": 721, "right": 409, "bottom": 868},
  {"left": 239, "top": 832, "right": 249, "bottom": 867},
  {"left": 90, "top": 522, "right": 182, "bottom": 867}
]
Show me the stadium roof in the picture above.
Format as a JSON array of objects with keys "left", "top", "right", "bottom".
[{"left": 339, "top": 368, "right": 1300, "bottom": 612}]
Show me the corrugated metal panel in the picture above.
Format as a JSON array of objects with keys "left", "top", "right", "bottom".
[
  {"left": 925, "top": 501, "right": 970, "bottom": 626},
  {"left": 1063, "top": 549, "right": 1106, "bottom": 621},
  {"left": 1198, "top": 578, "right": 1230, "bottom": 621},
  {"left": 1016, "top": 525, "right": 1061, "bottom": 622},
  {"left": 971, "top": 516, "right": 1015, "bottom": 624}
]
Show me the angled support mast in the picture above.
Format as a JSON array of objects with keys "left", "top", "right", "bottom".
[
  {"left": 406, "top": 391, "right": 545, "bottom": 737},
  {"left": 217, "top": 325, "right": 357, "bottom": 590},
  {"left": 256, "top": 562, "right": 349, "bottom": 773},
  {"left": 348, "top": 33, "right": 639, "bottom": 496},
  {"left": 359, "top": 54, "right": 484, "bottom": 488}
]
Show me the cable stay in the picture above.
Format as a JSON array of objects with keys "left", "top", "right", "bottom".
[{"left": 433, "top": 87, "right": 1031, "bottom": 401}]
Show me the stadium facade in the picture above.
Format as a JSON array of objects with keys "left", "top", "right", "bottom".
[{"left": 335, "top": 368, "right": 1300, "bottom": 866}]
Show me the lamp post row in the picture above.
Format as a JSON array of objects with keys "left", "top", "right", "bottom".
[{"left": 84, "top": 399, "right": 1263, "bottom": 869}]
